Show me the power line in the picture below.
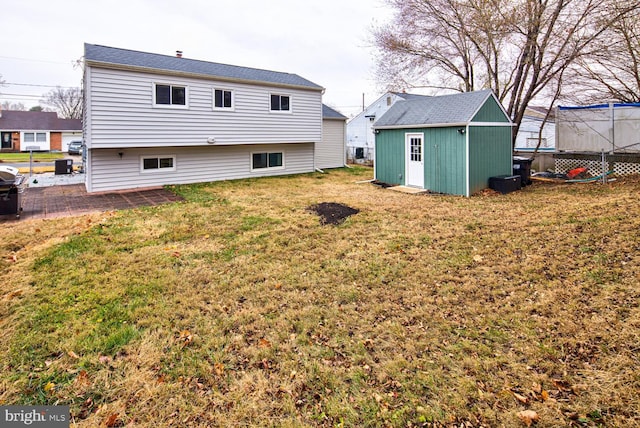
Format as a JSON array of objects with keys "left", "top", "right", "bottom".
[
  {"left": 3, "top": 82, "right": 79, "bottom": 89},
  {"left": 0, "top": 55, "right": 76, "bottom": 65},
  {"left": 0, "top": 93, "right": 44, "bottom": 99}
]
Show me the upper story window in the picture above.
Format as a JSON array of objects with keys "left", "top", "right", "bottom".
[
  {"left": 270, "top": 94, "right": 290, "bottom": 112},
  {"left": 214, "top": 89, "right": 234, "bottom": 110},
  {"left": 154, "top": 83, "right": 187, "bottom": 108}
]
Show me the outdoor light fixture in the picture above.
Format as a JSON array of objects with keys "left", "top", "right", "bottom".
[
  {"left": 207, "top": 137, "right": 216, "bottom": 144},
  {"left": 118, "top": 152, "right": 123, "bottom": 158},
  {"left": 458, "top": 128, "right": 466, "bottom": 134}
]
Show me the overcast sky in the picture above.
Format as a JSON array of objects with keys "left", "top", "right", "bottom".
[{"left": 0, "top": 0, "right": 393, "bottom": 118}]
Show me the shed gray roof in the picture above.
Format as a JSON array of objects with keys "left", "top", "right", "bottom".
[
  {"left": 0, "top": 110, "right": 82, "bottom": 131},
  {"left": 374, "top": 89, "right": 498, "bottom": 128},
  {"left": 84, "top": 44, "right": 324, "bottom": 91},
  {"left": 322, "top": 104, "right": 347, "bottom": 120}
]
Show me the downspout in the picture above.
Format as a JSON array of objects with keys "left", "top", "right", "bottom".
[{"left": 465, "top": 125, "right": 470, "bottom": 197}]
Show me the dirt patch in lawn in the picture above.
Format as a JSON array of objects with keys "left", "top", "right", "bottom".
[{"left": 307, "top": 202, "right": 359, "bottom": 225}]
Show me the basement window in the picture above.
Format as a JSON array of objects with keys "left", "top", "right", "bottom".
[
  {"left": 252, "top": 152, "right": 284, "bottom": 171},
  {"left": 141, "top": 155, "right": 176, "bottom": 172}
]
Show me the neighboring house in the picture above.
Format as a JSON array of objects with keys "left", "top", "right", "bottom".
[
  {"left": 318, "top": 104, "right": 347, "bottom": 169},
  {"left": 556, "top": 102, "right": 640, "bottom": 153},
  {"left": 514, "top": 107, "right": 556, "bottom": 152},
  {"left": 347, "top": 92, "right": 430, "bottom": 163},
  {"left": 83, "top": 44, "right": 325, "bottom": 193},
  {"left": 373, "top": 89, "right": 513, "bottom": 197},
  {"left": 0, "top": 110, "right": 82, "bottom": 152},
  {"left": 553, "top": 102, "right": 640, "bottom": 176}
]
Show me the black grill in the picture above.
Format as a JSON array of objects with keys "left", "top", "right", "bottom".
[{"left": 0, "top": 166, "right": 26, "bottom": 219}]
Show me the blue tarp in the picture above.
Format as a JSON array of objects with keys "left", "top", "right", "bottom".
[{"left": 559, "top": 103, "right": 640, "bottom": 110}]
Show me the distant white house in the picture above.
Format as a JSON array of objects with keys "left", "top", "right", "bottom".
[
  {"left": 556, "top": 102, "right": 640, "bottom": 152},
  {"left": 346, "top": 92, "right": 430, "bottom": 163},
  {"left": 514, "top": 107, "right": 556, "bottom": 152},
  {"left": 83, "top": 44, "right": 326, "bottom": 193}
]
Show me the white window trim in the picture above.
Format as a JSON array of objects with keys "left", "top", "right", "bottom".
[
  {"left": 250, "top": 151, "right": 285, "bottom": 172},
  {"left": 212, "top": 88, "right": 235, "bottom": 111},
  {"left": 140, "top": 155, "right": 177, "bottom": 173},
  {"left": 269, "top": 93, "right": 292, "bottom": 113},
  {"left": 22, "top": 131, "right": 49, "bottom": 144},
  {"left": 152, "top": 82, "right": 189, "bottom": 109}
]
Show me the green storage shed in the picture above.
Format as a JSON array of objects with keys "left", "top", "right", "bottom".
[{"left": 373, "top": 90, "right": 513, "bottom": 197}]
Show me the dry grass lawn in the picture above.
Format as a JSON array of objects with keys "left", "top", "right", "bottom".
[{"left": 0, "top": 167, "right": 638, "bottom": 427}]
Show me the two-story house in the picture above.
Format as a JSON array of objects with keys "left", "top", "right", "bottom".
[
  {"left": 83, "top": 44, "right": 325, "bottom": 193},
  {"left": 346, "top": 92, "right": 430, "bottom": 163}
]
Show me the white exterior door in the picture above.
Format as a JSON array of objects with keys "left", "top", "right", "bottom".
[{"left": 405, "top": 133, "right": 424, "bottom": 188}]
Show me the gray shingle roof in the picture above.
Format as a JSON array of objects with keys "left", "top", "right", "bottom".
[
  {"left": 84, "top": 44, "right": 324, "bottom": 91},
  {"left": 0, "top": 110, "right": 82, "bottom": 131},
  {"left": 374, "top": 89, "right": 496, "bottom": 128},
  {"left": 322, "top": 104, "right": 347, "bottom": 120}
]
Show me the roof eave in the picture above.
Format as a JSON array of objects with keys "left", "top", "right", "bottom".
[
  {"left": 374, "top": 122, "right": 470, "bottom": 130},
  {"left": 85, "top": 60, "right": 325, "bottom": 92}
]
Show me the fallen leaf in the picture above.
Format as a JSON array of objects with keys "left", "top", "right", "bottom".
[
  {"left": 44, "top": 382, "right": 55, "bottom": 392},
  {"left": 541, "top": 390, "right": 549, "bottom": 401},
  {"left": 473, "top": 254, "right": 484, "bottom": 262},
  {"left": 531, "top": 382, "right": 542, "bottom": 394},
  {"left": 518, "top": 410, "right": 539, "bottom": 426},
  {"left": 68, "top": 350, "right": 80, "bottom": 359},
  {"left": 513, "top": 391, "right": 529, "bottom": 404},
  {"left": 553, "top": 378, "right": 572, "bottom": 392},
  {"left": 104, "top": 413, "right": 120, "bottom": 427},
  {"left": 258, "top": 338, "right": 272, "bottom": 348},
  {"left": 213, "top": 363, "right": 225, "bottom": 376},
  {"left": 74, "top": 370, "right": 91, "bottom": 389},
  {"left": 178, "top": 330, "right": 193, "bottom": 347},
  {"left": 274, "top": 282, "right": 282, "bottom": 290}
]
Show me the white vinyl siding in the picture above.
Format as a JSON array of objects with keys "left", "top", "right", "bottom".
[
  {"left": 317, "top": 118, "right": 346, "bottom": 169},
  {"left": 86, "top": 143, "right": 314, "bottom": 193},
  {"left": 85, "top": 68, "right": 322, "bottom": 149}
]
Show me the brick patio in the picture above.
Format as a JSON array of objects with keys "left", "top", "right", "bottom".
[{"left": 4, "top": 184, "right": 184, "bottom": 221}]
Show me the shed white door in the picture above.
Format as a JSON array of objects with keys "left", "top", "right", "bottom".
[{"left": 405, "top": 133, "right": 424, "bottom": 188}]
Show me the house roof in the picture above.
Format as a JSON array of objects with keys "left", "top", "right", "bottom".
[
  {"left": 0, "top": 110, "right": 82, "bottom": 131},
  {"left": 84, "top": 44, "right": 324, "bottom": 91},
  {"left": 322, "top": 104, "right": 347, "bottom": 120},
  {"left": 525, "top": 106, "right": 556, "bottom": 121},
  {"left": 394, "top": 92, "right": 432, "bottom": 101},
  {"left": 374, "top": 89, "right": 505, "bottom": 128}
]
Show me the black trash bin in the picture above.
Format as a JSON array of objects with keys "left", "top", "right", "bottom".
[
  {"left": 489, "top": 175, "right": 521, "bottom": 194},
  {"left": 55, "top": 158, "right": 73, "bottom": 175},
  {"left": 513, "top": 156, "right": 533, "bottom": 186}
]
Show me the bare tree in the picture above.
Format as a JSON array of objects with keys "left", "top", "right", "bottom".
[
  {"left": 41, "top": 87, "right": 83, "bottom": 119},
  {"left": 373, "top": 0, "right": 640, "bottom": 144},
  {"left": 564, "top": 7, "right": 640, "bottom": 103},
  {"left": 1, "top": 101, "right": 26, "bottom": 111}
]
